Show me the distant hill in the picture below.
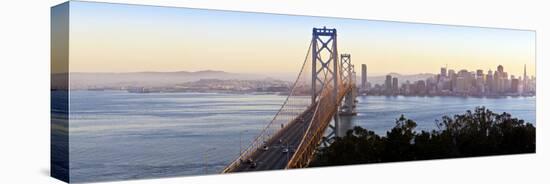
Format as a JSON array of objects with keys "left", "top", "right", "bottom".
[
  {"left": 67, "top": 70, "right": 269, "bottom": 90},
  {"left": 63, "top": 70, "right": 436, "bottom": 90}
]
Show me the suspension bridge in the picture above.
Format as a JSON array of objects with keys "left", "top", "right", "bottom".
[{"left": 222, "top": 27, "right": 358, "bottom": 173}]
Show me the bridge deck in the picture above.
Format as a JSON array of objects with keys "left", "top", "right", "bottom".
[{"left": 232, "top": 108, "right": 315, "bottom": 172}]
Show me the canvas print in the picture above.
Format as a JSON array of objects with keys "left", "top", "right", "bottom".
[{"left": 51, "top": 1, "right": 536, "bottom": 183}]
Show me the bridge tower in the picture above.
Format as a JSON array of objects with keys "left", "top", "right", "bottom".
[
  {"left": 311, "top": 27, "right": 340, "bottom": 145},
  {"left": 311, "top": 27, "right": 338, "bottom": 104},
  {"left": 340, "top": 54, "right": 357, "bottom": 116}
]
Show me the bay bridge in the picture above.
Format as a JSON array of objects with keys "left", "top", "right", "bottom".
[{"left": 222, "top": 27, "right": 358, "bottom": 173}]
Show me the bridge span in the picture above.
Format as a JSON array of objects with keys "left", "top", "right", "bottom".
[
  {"left": 223, "top": 27, "right": 357, "bottom": 173},
  {"left": 232, "top": 106, "right": 316, "bottom": 171}
]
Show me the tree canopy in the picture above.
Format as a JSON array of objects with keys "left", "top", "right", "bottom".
[{"left": 313, "top": 107, "right": 536, "bottom": 166}]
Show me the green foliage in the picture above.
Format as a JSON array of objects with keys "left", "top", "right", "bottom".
[{"left": 313, "top": 107, "right": 536, "bottom": 166}]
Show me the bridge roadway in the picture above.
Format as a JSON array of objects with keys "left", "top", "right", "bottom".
[{"left": 232, "top": 107, "right": 316, "bottom": 172}]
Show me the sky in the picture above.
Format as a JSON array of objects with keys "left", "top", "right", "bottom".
[{"left": 64, "top": 1, "right": 536, "bottom": 78}]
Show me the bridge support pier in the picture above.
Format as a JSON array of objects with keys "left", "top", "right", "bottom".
[{"left": 340, "top": 89, "right": 357, "bottom": 116}]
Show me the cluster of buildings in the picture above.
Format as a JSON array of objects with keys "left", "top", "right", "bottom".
[
  {"left": 361, "top": 64, "right": 536, "bottom": 97},
  {"left": 124, "top": 79, "right": 291, "bottom": 93},
  {"left": 172, "top": 79, "right": 290, "bottom": 93}
]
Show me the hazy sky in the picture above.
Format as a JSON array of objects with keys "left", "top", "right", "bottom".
[{"left": 67, "top": 1, "right": 535, "bottom": 77}]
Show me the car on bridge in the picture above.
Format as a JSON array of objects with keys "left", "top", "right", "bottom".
[{"left": 282, "top": 148, "right": 289, "bottom": 153}]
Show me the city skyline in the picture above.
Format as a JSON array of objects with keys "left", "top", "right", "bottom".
[
  {"left": 367, "top": 63, "right": 536, "bottom": 83},
  {"left": 65, "top": 63, "right": 535, "bottom": 81},
  {"left": 65, "top": 1, "right": 535, "bottom": 77},
  {"left": 363, "top": 63, "right": 536, "bottom": 97}
]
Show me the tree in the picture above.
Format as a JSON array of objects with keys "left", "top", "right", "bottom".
[{"left": 312, "top": 107, "right": 535, "bottom": 166}]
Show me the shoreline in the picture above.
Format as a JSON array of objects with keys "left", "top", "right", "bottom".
[{"left": 74, "top": 89, "right": 536, "bottom": 99}]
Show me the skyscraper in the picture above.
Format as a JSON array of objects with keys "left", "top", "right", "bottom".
[
  {"left": 440, "top": 67, "right": 447, "bottom": 78},
  {"left": 448, "top": 69, "right": 456, "bottom": 91},
  {"left": 476, "top": 69, "right": 484, "bottom": 79},
  {"left": 503, "top": 72, "right": 509, "bottom": 92},
  {"left": 494, "top": 65, "right": 505, "bottom": 93},
  {"left": 522, "top": 64, "right": 529, "bottom": 92},
  {"left": 486, "top": 69, "right": 494, "bottom": 93},
  {"left": 361, "top": 64, "right": 367, "bottom": 90},
  {"left": 511, "top": 78, "right": 519, "bottom": 93},
  {"left": 392, "top": 77, "right": 399, "bottom": 93},
  {"left": 456, "top": 70, "right": 471, "bottom": 93},
  {"left": 385, "top": 75, "right": 392, "bottom": 93},
  {"left": 494, "top": 71, "right": 501, "bottom": 93}
]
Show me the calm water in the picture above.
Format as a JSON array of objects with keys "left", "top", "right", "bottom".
[
  {"left": 68, "top": 91, "right": 535, "bottom": 182},
  {"left": 350, "top": 95, "right": 536, "bottom": 135}
]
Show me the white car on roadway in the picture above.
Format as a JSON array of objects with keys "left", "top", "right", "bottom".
[{"left": 282, "top": 148, "right": 289, "bottom": 153}]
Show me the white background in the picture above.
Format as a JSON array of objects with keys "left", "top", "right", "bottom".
[{"left": 0, "top": 0, "right": 548, "bottom": 183}]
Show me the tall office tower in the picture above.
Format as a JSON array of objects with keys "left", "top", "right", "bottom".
[
  {"left": 497, "top": 65, "right": 504, "bottom": 73},
  {"left": 511, "top": 78, "right": 519, "bottom": 93},
  {"left": 392, "top": 77, "right": 399, "bottom": 93},
  {"left": 361, "top": 64, "right": 367, "bottom": 90},
  {"left": 440, "top": 67, "right": 447, "bottom": 78},
  {"left": 448, "top": 69, "right": 455, "bottom": 78},
  {"left": 476, "top": 69, "right": 484, "bottom": 79},
  {"left": 456, "top": 70, "right": 471, "bottom": 93},
  {"left": 494, "top": 65, "right": 507, "bottom": 93},
  {"left": 486, "top": 69, "right": 494, "bottom": 93},
  {"left": 385, "top": 75, "right": 392, "bottom": 92},
  {"left": 522, "top": 64, "right": 529, "bottom": 92},
  {"left": 448, "top": 69, "right": 456, "bottom": 91},
  {"left": 456, "top": 76, "right": 467, "bottom": 93},
  {"left": 494, "top": 70, "right": 502, "bottom": 93},
  {"left": 503, "top": 72, "right": 510, "bottom": 92}
]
